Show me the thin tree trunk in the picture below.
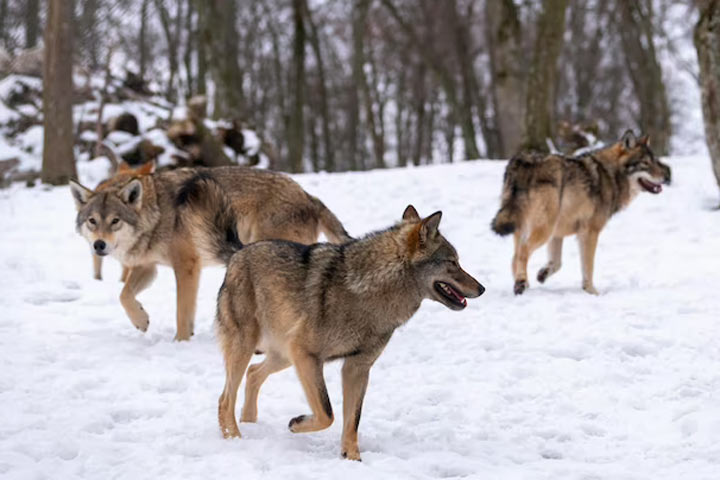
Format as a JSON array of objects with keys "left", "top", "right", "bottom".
[
  {"left": 412, "top": 63, "right": 427, "bottom": 167},
  {"left": 380, "top": 0, "right": 480, "bottom": 160},
  {"left": 617, "top": 0, "right": 671, "bottom": 155},
  {"left": 348, "top": 0, "right": 370, "bottom": 171},
  {"left": 521, "top": 0, "right": 569, "bottom": 152},
  {"left": 362, "top": 38, "right": 385, "bottom": 169},
  {"left": 79, "top": 0, "right": 99, "bottom": 69},
  {"left": 183, "top": 0, "right": 194, "bottom": 97},
  {"left": 486, "top": 0, "right": 525, "bottom": 157},
  {"left": 42, "top": 0, "right": 76, "bottom": 185},
  {"left": 302, "top": 0, "right": 335, "bottom": 172},
  {"left": 139, "top": 0, "right": 149, "bottom": 83},
  {"left": 288, "top": 0, "right": 306, "bottom": 173},
  {"left": 25, "top": 0, "right": 40, "bottom": 49},
  {"left": 695, "top": 0, "right": 720, "bottom": 203},
  {"left": 154, "top": 0, "right": 181, "bottom": 103}
]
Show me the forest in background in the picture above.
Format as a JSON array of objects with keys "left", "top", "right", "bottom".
[{"left": 1, "top": 0, "right": 720, "bottom": 199}]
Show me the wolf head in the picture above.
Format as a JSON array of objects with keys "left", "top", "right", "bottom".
[
  {"left": 402, "top": 205, "right": 484, "bottom": 311},
  {"left": 616, "top": 130, "right": 671, "bottom": 195},
  {"left": 69, "top": 178, "right": 144, "bottom": 258}
]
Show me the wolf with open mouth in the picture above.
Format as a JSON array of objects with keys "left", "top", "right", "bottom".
[
  {"left": 491, "top": 130, "right": 671, "bottom": 295},
  {"left": 215, "top": 205, "right": 484, "bottom": 461}
]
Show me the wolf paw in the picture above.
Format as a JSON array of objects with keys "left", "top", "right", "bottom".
[
  {"left": 288, "top": 415, "right": 307, "bottom": 432},
  {"left": 514, "top": 280, "right": 528, "bottom": 295},
  {"left": 341, "top": 449, "right": 362, "bottom": 461},
  {"left": 582, "top": 284, "right": 599, "bottom": 295},
  {"left": 537, "top": 268, "right": 550, "bottom": 284},
  {"left": 129, "top": 309, "right": 149, "bottom": 332}
]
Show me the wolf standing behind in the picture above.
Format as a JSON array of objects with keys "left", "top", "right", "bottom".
[
  {"left": 70, "top": 166, "right": 351, "bottom": 340},
  {"left": 491, "top": 130, "right": 671, "bottom": 295},
  {"left": 216, "top": 206, "right": 484, "bottom": 460}
]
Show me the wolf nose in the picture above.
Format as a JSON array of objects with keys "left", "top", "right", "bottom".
[
  {"left": 93, "top": 240, "right": 107, "bottom": 253},
  {"left": 477, "top": 284, "right": 485, "bottom": 297}
]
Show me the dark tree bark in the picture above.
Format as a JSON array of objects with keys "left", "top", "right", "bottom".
[
  {"left": 695, "top": 0, "right": 720, "bottom": 203},
  {"left": 198, "top": 0, "right": 244, "bottom": 120},
  {"left": 302, "top": 0, "right": 335, "bottom": 172},
  {"left": 25, "top": 0, "right": 40, "bottom": 49},
  {"left": 521, "top": 0, "right": 569, "bottom": 152},
  {"left": 154, "top": 0, "right": 183, "bottom": 102},
  {"left": 79, "top": 0, "right": 99, "bottom": 69},
  {"left": 42, "top": 0, "right": 77, "bottom": 185},
  {"left": 486, "top": 0, "right": 525, "bottom": 157},
  {"left": 380, "top": 0, "right": 480, "bottom": 160},
  {"left": 348, "top": 0, "right": 370, "bottom": 171},
  {"left": 288, "top": 0, "right": 306, "bottom": 173},
  {"left": 617, "top": 0, "right": 671, "bottom": 155},
  {"left": 139, "top": 0, "right": 149, "bottom": 83}
]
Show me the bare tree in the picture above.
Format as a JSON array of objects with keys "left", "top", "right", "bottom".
[
  {"left": 616, "top": 1, "right": 671, "bottom": 155},
  {"left": 522, "top": 0, "right": 569, "bottom": 152},
  {"left": 25, "top": 0, "right": 40, "bottom": 49},
  {"left": 288, "top": 0, "right": 306, "bottom": 173},
  {"left": 486, "top": 0, "right": 525, "bottom": 157},
  {"left": 42, "top": 0, "right": 77, "bottom": 185},
  {"left": 695, "top": 0, "right": 720, "bottom": 204},
  {"left": 198, "top": 0, "right": 244, "bottom": 120}
]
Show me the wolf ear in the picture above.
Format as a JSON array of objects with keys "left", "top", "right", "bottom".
[
  {"left": 402, "top": 205, "right": 420, "bottom": 221},
  {"left": 119, "top": 179, "right": 143, "bottom": 208},
  {"left": 419, "top": 211, "right": 442, "bottom": 244},
  {"left": 621, "top": 130, "right": 637, "bottom": 150},
  {"left": 69, "top": 180, "right": 94, "bottom": 210},
  {"left": 136, "top": 160, "right": 156, "bottom": 175}
]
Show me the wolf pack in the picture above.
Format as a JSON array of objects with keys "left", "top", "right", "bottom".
[{"left": 68, "top": 129, "right": 670, "bottom": 461}]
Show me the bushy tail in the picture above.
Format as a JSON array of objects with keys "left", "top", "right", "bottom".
[
  {"left": 308, "top": 194, "right": 353, "bottom": 244},
  {"left": 491, "top": 204, "right": 517, "bottom": 236},
  {"left": 175, "top": 170, "right": 243, "bottom": 263}
]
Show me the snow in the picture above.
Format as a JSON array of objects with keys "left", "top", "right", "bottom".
[{"left": 1, "top": 157, "right": 719, "bottom": 479}]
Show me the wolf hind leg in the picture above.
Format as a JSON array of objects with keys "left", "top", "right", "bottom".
[
  {"left": 513, "top": 227, "right": 552, "bottom": 295},
  {"left": 240, "top": 351, "right": 291, "bottom": 423},
  {"left": 578, "top": 228, "right": 600, "bottom": 295},
  {"left": 119, "top": 264, "right": 157, "bottom": 331},
  {"left": 537, "top": 237, "right": 564, "bottom": 283},
  {"left": 288, "top": 345, "right": 334, "bottom": 433},
  {"left": 217, "top": 326, "right": 258, "bottom": 438}
]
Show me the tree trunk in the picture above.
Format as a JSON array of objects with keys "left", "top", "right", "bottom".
[
  {"left": 79, "top": 0, "right": 99, "bottom": 69},
  {"left": 617, "top": 1, "right": 671, "bottom": 155},
  {"left": 348, "top": 0, "right": 370, "bottom": 171},
  {"left": 42, "top": 0, "right": 77, "bottom": 185},
  {"left": 695, "top": 0, "right": 720, "bottom": 202},
  {"left": 139, "top": 0, "right": 149, "bottom": 83},
  {"left": 288, "top": 0, "right": 306, "bottom": 173},
  {"left": 302, "top": 0, "right": 335, "bottom": 172},
  {"left": 198, "top": 0, "right": 243, "bottom": 120},
  {"left": 521, "top": 0, "right": 569, "bottom": 152},
  {"left": 380, "top": 0, "right": 480, "bottom": 160},
  {"left": 154, "top": 0, "right": 182, "bottom": 103},
  {"left": 486, "top": 0, "right": 525, "bottom": 157},
  {"left": 25, "top": 0, "right": 40, "bottom": 49},
  {"left": 183, "top": 0, "right": 194, "bottom": 97}
]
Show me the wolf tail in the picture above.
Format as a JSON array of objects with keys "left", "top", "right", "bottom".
[
  {"left": 490, "top": 154, "right": 534, "bottom": 236},
  {"left": 175, "top": 170, "right": 243, "bottom": 263},
  {"left": 308, "top": 194, "right": 353, "bottom": 244}
]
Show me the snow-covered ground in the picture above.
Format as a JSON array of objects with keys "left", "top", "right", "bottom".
[{"left": 1, "top": 157, "right": 719, "bottom": 480}]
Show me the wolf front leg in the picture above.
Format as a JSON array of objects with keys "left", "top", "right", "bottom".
[
  {"left": 119, "top": 264, "right": 157, "bottom": 331},
  {"left": 578, "top": 228, "right": 600, "bottom": 295},
  {"left": 340, "top": 357, "right": 371, "bottom": 461},
  {"left": 92, "top": 254, "right": 103, "bottom": 280},
  {"left": 288, "top": 345, "right": 334, "bottom": 433},
  {"left": 172, "top": 253, "right": 201, "bottom": 341}
]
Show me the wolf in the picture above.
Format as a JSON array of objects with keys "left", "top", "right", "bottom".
[
  {"left": 91, "top": 160, "right": 156, "bottom": 282},
  {"left": 491, "top": 130, "right": 671, "bottom": 295},
  {"left": 215, "top": 205, "right": 484, "bottom": 460},
  {"left": 70, "top": 166, "right": 351, "bottom": 341}
]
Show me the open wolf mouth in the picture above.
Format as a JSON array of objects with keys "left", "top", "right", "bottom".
[
  {"left": 434, "top": 281, "right": 467, "bottom": 309},
  {"left": 638, "top": 177, "right": 662, "bottom": 194}
]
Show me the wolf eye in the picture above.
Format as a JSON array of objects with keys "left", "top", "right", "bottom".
[
  {"left": 88, "top": 218, "right": 96, "bottom": 225},
  {"left": 111, "top": 218, "right": 120, "bottom": 225}
]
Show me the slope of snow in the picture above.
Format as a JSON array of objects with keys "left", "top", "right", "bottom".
[{"left": 0, "top": 158, "right": 719, "bottom": 479}]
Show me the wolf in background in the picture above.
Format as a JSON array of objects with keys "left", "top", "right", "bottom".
[
  {"left": 215, "top": 205, "right": 484, "bottom": 460},
  {"left": 70, "top": 166, "right": 351, "bottom": 340},
  {"left": 491, "top": 130, "right": 671, "bottom": 295}
]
